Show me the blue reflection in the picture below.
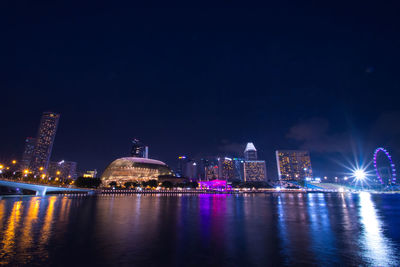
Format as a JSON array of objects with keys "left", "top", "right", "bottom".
[{"left": 359, "top": 192, "right": 398, "bottom": 265}]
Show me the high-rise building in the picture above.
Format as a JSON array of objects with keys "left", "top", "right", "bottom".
[
  {"left": 276, "top": 150, "right": 313, "bottom": 181},
  {"left": 131, "top": 139, "right": 148, "bottom": 158},
  {"left": 177, "top": 156, "right": 198, "bottom": 179},
  {"left": 243, "top": 142, "right": 267, "bottom": 182},
  {"left": 244, "top": 142, "right": 258, "bottom": 160},
  {"left": 232, "top": 158, "right": 245, "bottom": 181},
  {"left": 205, "top": 165, "right": 219, "bottom": 180},
  {"left": 48, "top": 160, "right": 77, "bottom": 180},
  {"left": 20, "top": 137, "right": 36, "bottom": 170},
  {"left": 177, "top": 156, "right": 189, "bottom": 177},
  {"left": 218, "top": 157, "right": 235, "bottom": 181},
  {"left": 244, "top": 161, "right": 267, "bottom": 182},
  {"left": 29, "top": 112, "right": 60, "bottom": 174},
  {"left": 184, "top": 160, "right": 197, "bottom": 180}
]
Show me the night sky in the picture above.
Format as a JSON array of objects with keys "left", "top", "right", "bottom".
[{"left": 2, "top": 2, "right": 400, "bottom": 178}]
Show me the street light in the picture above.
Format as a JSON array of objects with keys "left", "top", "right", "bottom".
[{"left": 12, "top": 160, "right": 17, "bottom": 165}]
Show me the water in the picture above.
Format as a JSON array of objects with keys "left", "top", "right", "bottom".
[{"left": 1, "top": 193, "right": 400, "bottom": 266}]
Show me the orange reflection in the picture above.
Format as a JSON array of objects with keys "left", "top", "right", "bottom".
[
  {"left": 0, "top": 201, "right": 22, "bottom": 265},
  {"left": 39, "top": 196, "right": 57, "bottom": 248},
  {"left": 0, "top": 201, "right": 5, "bottom": 231},
  {"left": 19, "top": 198, "right": 40, "bottom": 255}
]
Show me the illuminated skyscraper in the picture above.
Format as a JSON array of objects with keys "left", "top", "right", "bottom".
[
  {"left": 244, "top": 161, "right": 267, "bottom": 182},
  {"left": 232, "top": 158, "right": 245, "bottom": 181},
  {"left": 205, "top": 165, "right": 219, "bottom": 180},
  {"left": 20, "top": 137, "right": 36, "bottom": 170},
  {"left": 131, "top": 139, "right": 148, "bottom": 158},
  {"left": 244, "top": 142, "right": 257, "bottom": 160},
  {"left": 276, "top": 150, "right": 313, "bottom": 181},
  {"left": 29, "top": 112, "right": 60, "bottom": 174},
  {"left": 177, "top": 156, "right": 189, "bottom": 177},
  {"left": 218, "top": 157, "right": 235, "bottom": 181},
  {"left": 243, "top": 142, "right": 267, "bottom": 182}
]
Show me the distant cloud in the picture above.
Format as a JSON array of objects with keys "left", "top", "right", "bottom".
[
  {"left": 218, "top": 139, "right": 245, "bottom": 155},
  {"left": 286, "top": 118, "right": 351, "bottom": 153}
]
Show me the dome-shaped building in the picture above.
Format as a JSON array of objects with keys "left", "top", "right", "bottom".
[{"left": 101, "top": 157, "right": 174, "bottom": 186}]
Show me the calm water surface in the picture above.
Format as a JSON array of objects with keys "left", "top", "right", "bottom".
[{"left": 1, "top": 193, "right": 400, "bottom": 266}]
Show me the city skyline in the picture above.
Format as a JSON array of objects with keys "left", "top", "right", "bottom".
[{"left": 1, "top": 110, "right": 396, "bottom": 180}]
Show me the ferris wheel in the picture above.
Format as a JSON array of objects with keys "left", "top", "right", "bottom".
[{"left": 373, "top": 147, "right": 397, "bottom": 185}]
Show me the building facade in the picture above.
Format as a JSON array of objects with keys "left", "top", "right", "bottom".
[
  {"left": 232, "top": 158, "right": 245, "bottom": 181},
  {"left": 20, "top": 137, "right": 36, "bottom": 170},
  {"left": 29, "top": 112, "right": 60, "bottom": 174},
  {"left": 177, "top": 156, "right": 198, "bottom": 179},
  {"left": 205, "top": 165, "right": 219, "bottom": 180},
  {"left": 276, "top": 150, "right": 313, "bottom": 181},
  {"left": 48, "top": 160, "right": 77, "bottom": 180},
  {"left": 101, "top": 157, "right": 174, "bottom": 185},
  {"left": 244, "top": 161, "right": 267, "bottom": 182},
  {"left": 83, "top": 170, "right": 98, "bottom": 178},
  {"left": 218, "top": 157, "right": 235, "bottom": 181}
]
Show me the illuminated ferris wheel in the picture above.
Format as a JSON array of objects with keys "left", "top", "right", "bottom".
[{"left": 373, "top": 147, "right": 397, "bottom": 185}]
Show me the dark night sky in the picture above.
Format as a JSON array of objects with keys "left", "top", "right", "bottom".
[{"left": 1, "top": 2, "right": 400, "bottom": 178}]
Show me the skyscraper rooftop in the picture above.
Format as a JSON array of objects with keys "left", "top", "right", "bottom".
[{"left": 244, "top": 142, "right": 258, "bottom": 161}]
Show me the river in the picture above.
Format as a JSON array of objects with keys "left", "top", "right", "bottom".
[{"left": 1, "top": 192, "right": 400, "bottom": 266}]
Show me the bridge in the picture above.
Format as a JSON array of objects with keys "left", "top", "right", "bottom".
[{"left": 0, "top": 180, "right": 94, "bottom": 196}]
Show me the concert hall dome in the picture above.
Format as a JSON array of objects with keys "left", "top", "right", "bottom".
[{"left": 101, "top": 157, "right": 174, "bottom": 186}]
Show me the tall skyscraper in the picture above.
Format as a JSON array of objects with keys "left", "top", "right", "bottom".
[
  {"left": 205, "top": 165, "right": 219, "bottom": 180},
  {"left": 131, "top": 139, "right": 148, "bottom": 158},
  {"left": 243, "top": 142, "right": 267, "bottom": 182},
  {"left": 20, "top": 137, "right": 36, "bottom": 170},
  {"left": 29, "top": 112, "right": 60, "bottom": 174},
  {"left": 218, "top": 157, "right": 235, "bottom": 181},
  {"left": 244, "top": 142, "right": 257, "bottom": 160},
  {"left": 276, "top": 150, "right": 313, "bottom": 181},
  {"left": 177, "top": 156, "right": 189, "bottom": 177},
  {"left": 177, "top": 156, "right": 198, "bottom": 179},
  {"left": 232, "top": 158, "right": 245, "bottom": 181}
]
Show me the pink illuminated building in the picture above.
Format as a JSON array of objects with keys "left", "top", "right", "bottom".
[{"left": 198, "top": 179, "right": 232, "bottom": 191}]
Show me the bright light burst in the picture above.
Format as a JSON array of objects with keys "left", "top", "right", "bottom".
[
  {"left": 334, "top": 152, "right": 374, "bottom": 188},
  {"left": 354, "top": 169, "right": 367, "bottom": 181}
]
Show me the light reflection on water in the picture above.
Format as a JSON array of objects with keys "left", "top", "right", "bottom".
[
  {"left": 0, "top": 193, "right": 399, "bottom": 266},
  {"left": 359, "top": 192, "right": 397, "bottom": 266}
]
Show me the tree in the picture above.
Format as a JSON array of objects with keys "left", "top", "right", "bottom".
[
  {"left": 188, "top": 181, "right": 199, "bottom": 189},
  {"left": 75, "top": 177, "right": 102, "bottom": 188},
  {"left": 161, "top": 181, "right": 173, "bottom": 188},
  {"left": 124, "top": 181, "right": 138, "bottom": 188},
  {"left": 176, "top": 183, "right": 185, "bottom": 188},
  {"left": 147, "top": 179, "right": 158, "bottom": 188}
]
